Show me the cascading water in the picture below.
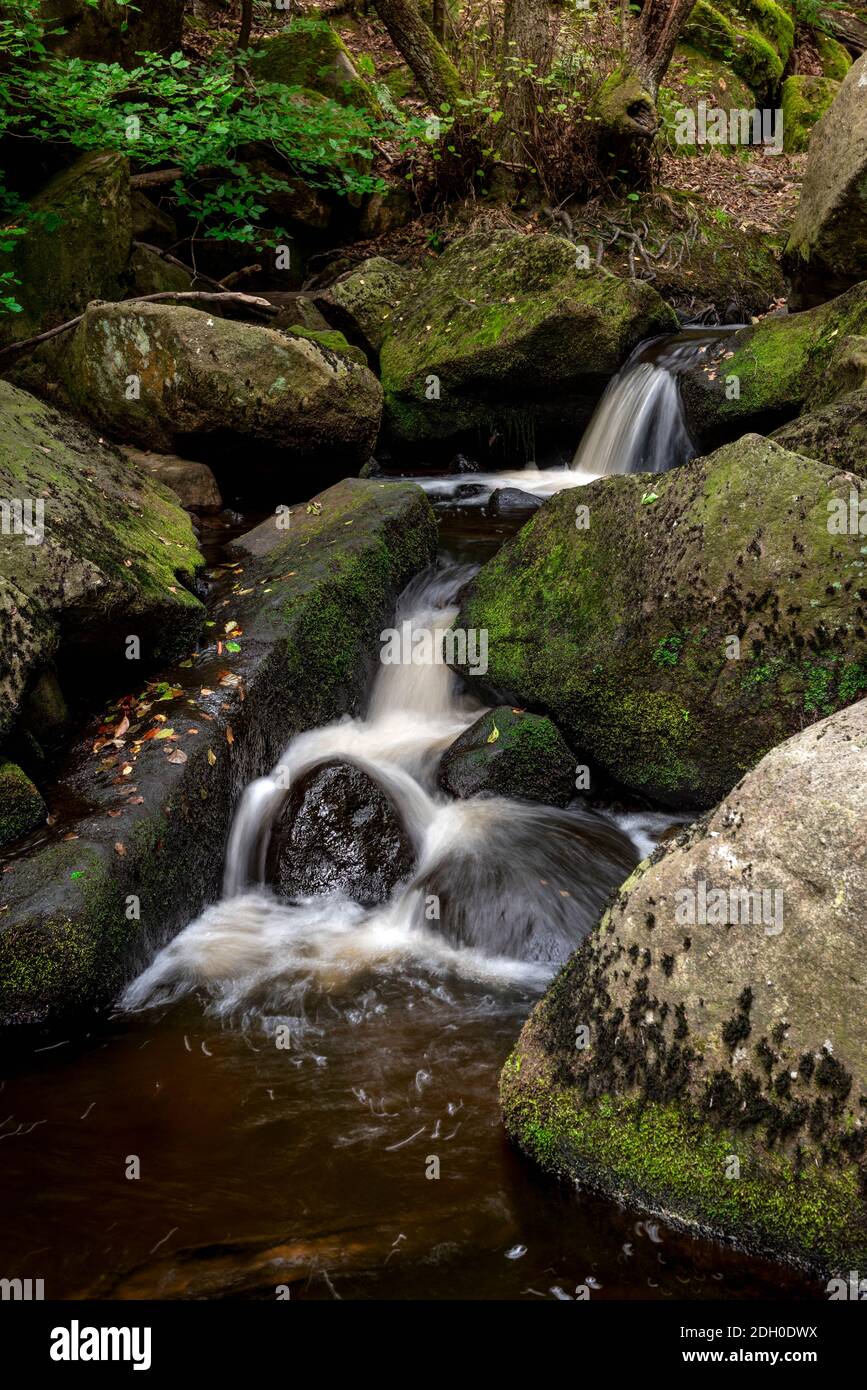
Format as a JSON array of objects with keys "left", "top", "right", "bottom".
[{"left": 124, "top": 560, "right": 672, "bottom": 1015}]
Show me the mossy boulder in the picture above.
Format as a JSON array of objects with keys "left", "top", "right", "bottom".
[
  {"left": 379, "top": 231, "right": 677, "bottom": 458},
  {"left": 784, "top": 52, "right": 867, "bottom": 308},
  {"left": 816, "top": 31, "right": 852, "bottom": 82},
  {"left": 661, "top": 45, "right": 756, "bottom": 159},
  {"left": 439, "top": 706, "right": 576, "bottom": 806},
  {"left": 126, "top": 243, "right": 193, "bottom": 297},
  {"left": 683, "top": 1, "right": 786, "bottom": 95},
  {"left": 680, "top": 282, "right": 867, "bottom": 447},
  {"left": 0, "top": 151, "right": 131, "bottom": 348},
  {"left": 771, "top": 389, "right": 867, "bottom": 474},
  {"left": 780, "top": 74, "right": 839, "bottom": 154},
  {"left": 501, "top": 697, "right": 867, "bottom": 1275},
  {"left": 285, "top": 325, "right": 368, "bottom": 368},
  {"left": 314, "top": 257, "right": 415, "bottom": 358},
  {"left": 0, "top": 478, "right": 437, "bottom": 1028},
  {"left": 250, "top": 18, "right": 381, "bottom": 114},
  {"left": 451, "top": 434, "right": 867, "bottom": 809},
  {"left": 60, "top": 302, "right": 383, "bottom": 477},
  {"left": 0, "top": 380, "right": 205, "bottom": 741},
  {"left": 0, "top": 760, "right": 46, "bottom": 848}
]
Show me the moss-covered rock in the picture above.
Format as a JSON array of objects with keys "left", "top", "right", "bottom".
[
  {"left": 0, "top": 151, "right": 131, "bottom": 348},
  {"left": 680, "top": 281, "right": 867, "bottom": 447},
  {"left": 42, "top": 0, "right": 185, "bottom": 64},
  {"left": 784, "top": 52, "right": 867, "bottom": 308},
  {"left": 314, "top": 257, "right": 415, "bottom": 358},
  {"left": 683, "top": 0, "right": 786, "bottom": 95},
  {"left": 285, "top": 325, "right": 368, "bottom": 368},
  {"left": 0, "top": 380, "right": 205, "bottom": 740},
  {"left": 771, "top": 388, "right": 867, "bottom": 473},
  {"left": 126, "top": 243, "right": 193, "bottom": 297},
  {"left": 379, "top": 231, "right": 677, "bottom": 458},
  {"left": 0, "top": 478, "right": 438, "bottom": 1029},
  {"left": 0, "top": 759, "right": 46, "bottom": 848},
  {"left": 781, "top": 74, "right": 839, "bottom": 154},
  {"left": 451, "top": 434, "right": 867, "bottom": 809},
  {"left": 501, "top": 697, "right": 867, "bottom": 1276},
  {"left": 250, "top": 18, "right": 381, "bottom": 114},
  {"left": 816, "top": 31, "right": 852, "bottom": 82},
  {"left": 660, "top": 45, "right": 757, "bottom": 159},
  {"left": 439, "top": 706, "right": 576, "bottom": 806},
  {"left": 60, "top": 301, "right": 383, "bottom": 477}
]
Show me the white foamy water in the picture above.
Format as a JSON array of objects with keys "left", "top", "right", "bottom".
[{"left": 123, "top": 562, "right": 677, "bottom": 1017}]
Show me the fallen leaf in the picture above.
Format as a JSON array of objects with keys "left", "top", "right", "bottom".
[
  {"left": 166, "top": 748, "right": 188, "bottom": 765},
  {"left": 114, "top": 842, "right": 126, "bottom": 857},
  {"left": 487, "top": 723, "right": 500, "bottom": 744},
  {"left": 226, "top": 726, "right": 235, "bottom": 745},
  {"left": 207, "top": 748, "right": 217, "bottom": 766}
]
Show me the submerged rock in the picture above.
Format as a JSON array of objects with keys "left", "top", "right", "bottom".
[
  {"left": 60, "top": 302, "right": 382, "bottom": 478},
  {"left": 0, "top": 479, "right": 437, "bottom": 1028},
  {"left": 0, "top": 151, "right": 130, "bottom": 347},
  {"left": 784, "top": 53, "right": 867, "bottom": 307},
  {"left": 379, "top": 230, "right": 677, "bottom": 456},
  {"left": 0, "top": 380, "right": 205, "bottom": 742},
  {"left": 501, "top": 698, "right": 867, "bottom": 1276},
  {"left": 439, "top": 706, "right": 575, "bottom": 806},
  {"left": 268, "top": 762, "right": 415, "bottom": 906},
  {"left": 0, "top": 759, "right": 46, "bottom": 848},
  {"left": 452, "top": 434, "right": 867, "bottom": 809}
]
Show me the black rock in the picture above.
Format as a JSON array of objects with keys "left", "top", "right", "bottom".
[
  {"left": 487, "top": 487, "right": 543, "bottom": 517},
  {"left": 267, "top": 761, "right": 415, "bottom": 906}
]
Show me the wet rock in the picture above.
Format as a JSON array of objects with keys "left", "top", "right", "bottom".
[
  {"left": 0, "top": 759, "right": 46, "bottom": 848},
  {"left": 501, "top": 698, "right": 867, "bottom": 1276},
  {"left": 0, "top": 479, "right": 437, "bottom": 1028},
  {"left": 784, "top": 53, "right": 867, "bottom": 307},
  {"left": 488, "top": 487, "right": 543, "bottom": 517},
  {"left": 268, "top": 762, "right": 415, "bottom": 906},
  {"left": 379, "top": 231, "right": 677, "bottom": 457},
  {"left": 0, "top": 380, "right": 205, "bottom": 742},
  {"left": 451, "top": 434, "right": 867, "bottom": 809},
  {"left": 60, "top": 302, "right": 383, "bottom": 477},
  {"left": 679, "top": 282, "right": 867, "bottom": 448},
  {"left": 119, "top": 447, "right": 223, "bottom": 513},
  {"left": 0, "top": 151, "right": 130, "bottom": 348},
  {"left": 313, "top": 257, "right": 414, "bottom": 358},
  {"left": 439, "top": 707, "right": 574, "bottom": 806}
]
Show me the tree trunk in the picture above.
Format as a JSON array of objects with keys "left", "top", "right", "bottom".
[
  {"left": 500, "top": 0, "right": 556, "bottom": 163},
  {"left": 432, "top": 0, "right": 446, "bottom": 45},
  {"left": 372, "top": 0, "right": 468, "bottom": 112},
  {"left": 237, "top": 0, "right": 254, "bottom": 51},
  {"left": 593, "top": 0, "right": 698, "bottom": 141}
]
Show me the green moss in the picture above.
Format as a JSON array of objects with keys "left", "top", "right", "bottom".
[
  {"left": 501, "top": 1060, "right": 866, "bottom": 1273},
  {"left": 781, "top": 74, "right": 839, "bottom": 154},
  {"left": 683, "top": 0, "right": 785, "bottom": 94},
  {"left": 816, "top": 32, "right": 851, "bottom": 82},
  {"left": 250, "top": 18, "right": 382, "bottom": 114},
  {"left": 286, "top": 324, "right": 368, "bottom": 367},
  {"left": 0, "top": 759, "right": 45, "bottom": 847}
]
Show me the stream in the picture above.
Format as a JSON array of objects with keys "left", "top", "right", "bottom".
[{"left": 0, "top": 332, "right": 821, "bottom": 1301}]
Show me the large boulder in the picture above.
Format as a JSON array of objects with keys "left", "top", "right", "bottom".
[
  {"left": 59, "top": 302, "right": 383, "bottom": 479},
  {"left": 682, "top": 0, "right": 790, "bottom": 96},
  {"left": 501, "top": 698, "right": 867, "bottom": 1275},
  {"left": 439, "top": 706, "right": 575, "bottom": 806},
  {"left": 0, "top": 478, "right": 438, "bottom": 1028},
  {"left": 313, "top": 257, "right": 414, "bottom": 359},
  {"left": 784, "top": 52, "right": 867, "bottom": 308},
  {"left": 0, "top": 151, "right": 131, "bottom": 348},
  {"left": 267, "top": 762, "right": 415, "bottom": 905},
  {"left": 451, "top": 435, "right": 867, "bottom": 809},
  {"left": 250, "top": 18, "right": 381, "bottom": 114},
  {"left": 379, "top": 231, "right": 677, "bottom": 458},
  {"left": 0, "top": 381, "right": 205, "bottom": 742},
  {"left": 119, "top": 447, "right": 223, "bottom": 513},
  {"left": 771, "top": 390, "right": 867, "bottom": 476},
  {"left": 680, "top": 282, "right": 867, "bottom": 449},
  {"left": 780, "top": 75, "right": 839, "bottom": 155}
]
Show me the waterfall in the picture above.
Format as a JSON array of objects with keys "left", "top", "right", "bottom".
[{"left": 571, "top": 329, "right": 730, "bottom": 476}]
